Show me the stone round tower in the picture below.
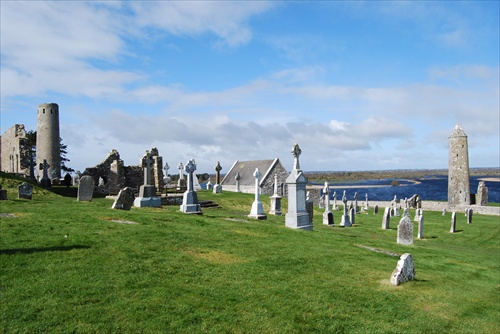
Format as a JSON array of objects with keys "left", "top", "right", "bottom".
[
  {"left": 448, "top": 124, "right": 470, "bottom": 206},
  {"left": 36, "top": 103, "right": 60, "bottom": 180}
]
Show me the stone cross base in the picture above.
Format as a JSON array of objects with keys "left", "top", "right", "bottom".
[
  {"left": 340, "top": 215, "right": 351, "bottom": 227},
  {"left": 323, "top": 211, "right": 334, "bottom": 226},
  {"left": 180, "top": 203, "right": 202, "bottom": 214},
  {"left": 134, "top": 196, "right": 161, "bottom": 207},
  {"left": 249, "top": 200, "right": 267, "bottom": 220},
  {"left": 285, "top": 212, "right": 312, "bottom": 230},
  {"left": 213, "top": 184, "right": 222, "bottom": 194}
]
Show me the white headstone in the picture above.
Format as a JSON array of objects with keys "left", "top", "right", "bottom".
[
  {"left": 382, "top": 207, "right": 390, "bottom": 229},
  {"left": 248, "top": 168, "right": 266, "bottom": 220},
  {"left": 390, "top": 253, "right": 416, "bottom": 286}
]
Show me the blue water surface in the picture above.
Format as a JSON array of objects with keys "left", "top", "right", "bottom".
[{"left": 316, "top": 175, "right": 499, "bottom": 203}]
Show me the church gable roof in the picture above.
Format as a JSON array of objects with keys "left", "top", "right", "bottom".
[{"left": 221, "top": 159, "right": 280, "bottom": 186}]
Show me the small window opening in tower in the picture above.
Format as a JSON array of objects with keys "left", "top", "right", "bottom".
[
  {"left": 43, "top": 109, "right": 45, "bottom": 114},
  {"left": 50, "top": 109, "right": 53, "bottom": 114}
]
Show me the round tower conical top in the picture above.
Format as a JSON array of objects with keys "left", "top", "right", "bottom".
[{"left": 450, "top": 124, "right": 467, "bottom": 137}]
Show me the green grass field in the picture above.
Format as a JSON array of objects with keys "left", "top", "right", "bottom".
[{"left": 1, "top": 175, "right": 499, "bottom": 333}]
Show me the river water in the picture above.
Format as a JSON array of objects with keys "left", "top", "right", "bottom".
[{"left": 315, "top": 175, "right": 500, "bottom": 203}]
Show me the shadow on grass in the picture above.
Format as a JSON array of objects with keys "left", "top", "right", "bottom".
[{"left": 0, "top": 245, "right": 90, "bottom": 255}]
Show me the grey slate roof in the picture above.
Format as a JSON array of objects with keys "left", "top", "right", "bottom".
[{"left": 221, "top": 159, "right": 283, "bottom": 186}]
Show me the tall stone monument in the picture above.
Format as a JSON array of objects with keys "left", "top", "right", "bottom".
[
  {"left": 248, "top": 168, "right": 267, "bottom": 220},
  {"left": 340, "top": 190, "right": 351, "bottom": 227},
  {"left": 39, "top": 159, "right": 51, "bottom": 188},
  {"left": 269, "top": 174, "right": 282, "bottom": 216},
  {"left": 180, "top": 159, "right": 202, "bottom": 214},
  {"left": 134, "top": 150, "right": 161, "bottom": 207},
  {"left": 36, "top": 103, "right": 60, "bottom": 180},
  {"left": 448, "top": 124, "right": 470, "bottom": 206},
  {"left": 213, "top": 161, "right": 222, "bottom": 194},
  {"left": 285, "top": 144, "right": 312, "bottom": 230},
  {"left": 322, "top": 182, "right": 334, "bottom": 226},
  {"left": 177, "top": 162, "right": 186, "bottom": 190}
]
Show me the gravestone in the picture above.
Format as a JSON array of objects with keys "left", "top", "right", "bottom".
[
  {"left": 18, "top": 182, "right": 33, "bottom": 200},
  {"left": 78, "top": 175, "right": 95, "bottom": 201},
  {"left": 374, "top": 205, "right": 379, "bottom": 214},
  {"left": 364, "top": 193, "right": 369, "bottom": 211},
  {"left": 382, "top": 207, "right": 390, "bottom": 229},
  {"left": 269, "top": 174, "right": 282, "bottom": 216},
  {"left": 39, "top": 159, "right": 51, "bottom": 188},
  {"left": 248, "top": 168, "right": 266, "bottom": 220},
  {"left": 397, "top": 216, "right": 413, "bottom": 245},
  {"left": 322, "top": 182, "right": 334, "bottom": 226},
  {"left": 73, "top": 171, "right": 80, "bottom": 186},
  {"left": 180, "top": 159, "right": 202, "bottom": 214},
  {"left": 332, "top": 191, "right": 338, "bottom": 211},
  {"left": 134, "top": 150, "right": 161, "bottom": 207},
  {"left": 213, "top": 161, "right": 222, "bottom": 194},
  {"left": 417, "top": 211, "right": 424, "bottom": 239},
  {"left": 450, "top": 212, "right": 456, "bottom": 233},
  {"left": 442, "top": 208, "right": 447, "bottom": 216},
  {"left": 476, "top": 181, "right": 488, "bottom": 206},
  {"left": 306, "top": 191, "right": 314, "bottom": 224},
  {"left": 349, "top": 207, "right": 355, "bottom": 225},
  {"left": 285, "top": 144, "right": 312, "bottom": 230},
  {"left": 467, "top": 208, "right": 473, "bottom": 224},
  {"left": 354, "top": 192, "right": 359, "bottom": 214},
  {"left": 177, "top": 162, "right": 186, "bottom": 190},
  {"left": 111, "top": 187, "right": 135, "bottom": 210},
  {"left": 340, "top": 190, "right": 351, "bottom": 227},
  {"left": 0, "top": 185, "right": 7, "bottom": 200},
  {"left": 163, "top": 162, "right": 170, "bottom": 186},
  {"left": 206, "top": 179, "right": 213, "bottom": 190},
  {"left": 390, "top": 253, "right": 416, "bottom": 286},
  {"left": 98, "top": 177, "right": 105, "bottom": 187}
]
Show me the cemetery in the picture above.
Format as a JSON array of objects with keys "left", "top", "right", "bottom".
[{"left": 1, "top": 161, "right": 499, "bottom": 332}]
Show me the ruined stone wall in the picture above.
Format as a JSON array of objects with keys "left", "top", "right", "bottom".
[
  {"left": 261, "top": 161, "right": 289, "bottom": 196},
  {"left": 0, "top": 124, "right": 27, "bottom": 175}
]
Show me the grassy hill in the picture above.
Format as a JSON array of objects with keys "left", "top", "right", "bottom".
[{"left": 1, "top": 173, "right": 499, "bottom": 333}]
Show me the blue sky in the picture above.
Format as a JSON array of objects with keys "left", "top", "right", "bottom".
[{"left": 1, "top": 1, "right": 499, "bottom": 174}]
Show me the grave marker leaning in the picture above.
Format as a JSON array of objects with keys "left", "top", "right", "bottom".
[{"left": 111, "top": 187, "right": 135, "bottom": 210}]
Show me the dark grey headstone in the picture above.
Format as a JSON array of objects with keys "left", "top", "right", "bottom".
[
  {"left": 374, "top": 205, "right": 379, "bottom": 214},
  {"left": 112, "top": 187, "right": 135, "bottom": 210},
  {"left": 18, "top": 182, "right": 33, "bottom": 200},
  {"left": 397, "top": 216, "right": 413, "bottom": 245},
  {"left": 0, "top": 185, "right": 7, "bottom": 200},
  {"left": 78, "top": 176, "right": 95, "bottom": 201}
]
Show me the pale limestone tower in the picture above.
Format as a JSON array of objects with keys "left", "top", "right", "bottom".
[
  {"left": 36, "top": 103, "right": 60, "bottom": 180},
  {"left": 448, "top": 124, "right": 470, "bottom": 206}
]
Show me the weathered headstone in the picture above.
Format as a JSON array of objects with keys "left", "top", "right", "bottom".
[
  {"left": 332, "top": 191, "right": 338, "bottom": 211},
  {"left": 340, "top": 190, "right": 351, "bottom": 227},
  {"left": 450, "top": 212, "right": 456, "bottom": 233},
  {"left": 390, "top": 253, "right": 416, "bottom": 286},
  {"left": 18, "top": 182, "right": 33, "bottom": 200},
  {"left": 322, "top": 182, "right": 334, "bottom": 226},
  {"left": 269, "top": 174, "right": 282, "bottom": 216},
  {"left": 382, "top": 207, "right": 390, "bottom": 229},
  {"left": 417, "top": 211, "right": 424, "bottom": 239},
  {"left": 397, "top": 216, "right": 413, "bottom": 245},
  {"left": 78, "top": 175, "right": 95, "bottom": 201},
  {"left": 0, "top": 185, "right": 7, "bottom": 200},
  {"left": 306, "top": 191, "right": 314, "bottom": 224},
  {"left": 248, "top": 168, "right": 266, "bottom": 220},
  {"left": 163, "top": 162, "right": 171, "bottom": 186},
  {"left": 206, "top": 179, "right": 213, "bottom": 190},
  {"left": 111, "top": 187, "right": 135, "bottom": 210},
  {"left": 349, "top": 207, "right": 355, "bottom": 225},
  {"left": 213, "top": 161, "right": 222, "bottom": 194},
  {"left": 374, "top": 205, "right": 379, "bottom": 214},
  {"left": 467, "top": 208, "right": 473, "bottom": 224},
  {"left": 180, "top": 159, "right": 202, "bottom": 214},
  {"left": 134, "top": 150, "right": 161, "bottom": 207},
  {"left": 442, "top": 208, "right": 447, "bottom": 216},
  {"left": 285, "top": 144, "right": 312, "bottom": 230},
  {"left": 476, "top": 181, "right": 488, "bottom": 206}
]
